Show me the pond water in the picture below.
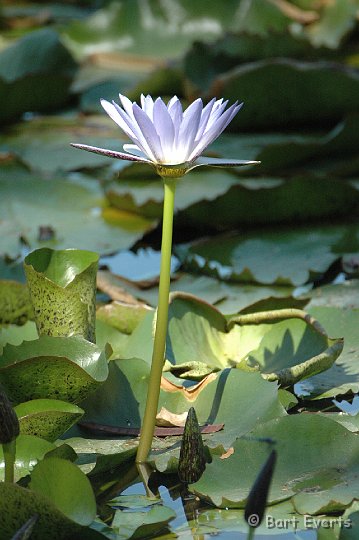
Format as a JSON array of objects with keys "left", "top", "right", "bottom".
[{"left": 120, "top": 481, "right": 318, "bottom": 540}]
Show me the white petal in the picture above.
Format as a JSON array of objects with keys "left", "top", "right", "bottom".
[
  {"left": 101, "top": 99, "right": 137, "bottom": 139},
  {"left": 176, "top": 98, "right": 203, "bottom": 162},
  {"left": 132, "top": 103, "right": 164, "bottom": 162},
  {"left": 70, "top": 143, "right": 152, "bottom": 163},
  {"left": 109, "top": 100, "right": 157, "bottom": 161},
  {"left": 141, "top": 94, "right": 154, "bottom": 120},
  {"left": 196, "top": 98, "right": 216, "bottom": 140},
  {"left": 153, "top": 98, "right": 175, "bottom": 156},
  {"left": 188, "top": 102, "right": 242, "bottom": 161}
]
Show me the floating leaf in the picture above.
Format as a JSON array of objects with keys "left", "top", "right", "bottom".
[
  {"left": 15, "top": 399, "right": 84, "bottom": 442},
  {"left": 0, "top": 482, "right": 85, "bottom": 540},
  {"left": 191, "top": 415, "right": 359, "bottom": 511},
  {"left": 29, "top": 457, "right": 96, "bottom": 526},
  {"left": 25, "top": 248, "right": 98, "bottom": 342},
  {"left": 0, "top": 280, "right": 33, "bottom": 325},
  {"left": 96, "top": 301, "right": 152, "bottom": 334},
  {"left": 79, "top": 358, "right": 285, "bottom": 456},
  {"left": 178, "top": 225, "right": 357, "bottom": 286},
  {"left": 121, "top": 293, "right": 342, "bottom": 387},
  {"left": 0, "top": 336, "right": 109, "bottom": 404},
  {"left": 211, "top": 59, "right": 359, "bottom": 130},
  {"left": 0, "top": 322, "right": 38, "bottom": 351},
  {"left": 0, "top": 29, "right": 77, "bottom": 123},
  {"left": 109, "top": 504, "right": 175, "bottom": 540},
  {"left": 295, "top": 307, "right": 359, "bottom": 399},
  {"left": 0, "top": 170, "right": 154, "bottom": 258},
  {"left": 64, "top": 0, "right": 241, "bottom": 61}
]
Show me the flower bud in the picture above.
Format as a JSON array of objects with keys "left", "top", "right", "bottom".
[{"left": 178, "top": 407, "right": 206, "bottom": 484}]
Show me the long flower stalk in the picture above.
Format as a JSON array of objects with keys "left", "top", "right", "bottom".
[
  {"left": 3, "top": 440, "right": 16, "bottom": 483},
  {"left": 136, "top": 179, "right": 177, "bottom": 463},
  {"left": 71, "top": 93, "right": 259, "bottom": 461}
]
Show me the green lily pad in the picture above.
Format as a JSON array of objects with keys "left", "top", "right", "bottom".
[
  {"left": 0, "top": 168, "right": 154, "bottom": 258},
  {"left": 212, "top": 59, "right": 359, "bottom": 130},
  {"left": 105, "top": 168, "right": 245, "bottom": 220},
  {"left": 25, "top": 248, "right": 98, "bottom": 342},
  {"left": 0, "top": 434, "right": 55, "bottom": 482},
  {"left": 15, "top": 399, "right": 84, "bottom": 442},
  {"left": 0, "top": 335, "right": 109, "bottom": 404},
  {"left": 79, "top": 357, "right": 285, "bottom": 456},
  {"left": 0, "top": 28, "right": 77, "bottom": 123},
  {"left": 64, "top": 437, "right": 138, "bottom": 476},
  {"left": 107, "top": 271, "right": 296, "bottom": 315},
  {"left": 306, "top": 280, "right": 359, "bottom": 310},
  {"left": 178, "top": 224, "right": 358, "bottom": 286},
  {"left": 111, "top": 505, "right": 175, "bottom": 539},
  {"left": 0, "top": 115, "right": 122, "bottom": 174},
  {"left": 121, "top": 293, "right": 342, "bottom": 387},
  {"left": 29, "top": 457, "right": 96, "bottom": 526},
  {"left": 64, "top": 0, "right": 241, "bottom": 61},
  {"left": 0, "top": 280, "right": 33, "bottom": 325},
  {"left": 191, "top": 414, "right": 359, "bottom": 512},
  {"left": 0, "top": 482, "right": 86, "bottom": 540},
  {"left": 96, "top": 301, "right": 153, "bottom": 334},
  {"left": 0, "top": 321, "right": 38, "bottom": 351},
  {"left": 295, "top": 307, "right": 359, "bottom": 399}
]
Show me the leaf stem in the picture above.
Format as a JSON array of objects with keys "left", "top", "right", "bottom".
[
  {"left": 247, "top": 528, "right": 255, "bottom": 540},
  {"left": 3, "top": 439, "right": 16, "bottom": 483},
  {"left": 136, "top": 179, "right": 177, "bottom": 463}
]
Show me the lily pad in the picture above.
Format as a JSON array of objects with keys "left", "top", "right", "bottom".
[
  {"left": 79, "top": 356, "right": 285, "bottom": 456},
  {"left": 211, "top": 59, "right": 359, "bottom": 130},
  {"left": 29, "top": 457, "right": 97, "bottom": 526},
  {"left": 64, "top": 0, "right": 241, "bottom": 61},
  {"left": 121, "top": 293, "right": 342, "bottom": 387},
  {"left": 177, "top": 224, "right": 358, "bottom": 286},
  {"left": 0, "top": 335, "right": 109, "bottom": 404},
  {"left": 0, "top": 28, "right": 77, "bottom": 123},
  {"left": 0, "top": 280, "right": 33, "bottom": 325},
  {"left": 0, "top": 170, "right": 154, "bottom": 258},
  {"left": 0, "top": 482, "right": 85, "bottom": 540},
  {"left": 295, "top": 307, "right": 359, "bottom": 399},
  {"left": 191, "top": 414, "right": 359, "bottom": 512},
  {"left": 0, "top": 321, "right": 38, "bottom": 351},
  {"left": 15, "top": 399, "right": 84, "bottom": 442},
  {"left": 25, "top": 248, "right": 98, "bottom": 342}
]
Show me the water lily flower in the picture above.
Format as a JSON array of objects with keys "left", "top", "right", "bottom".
[{"left": 71, "top": 94, "right": 258, "bottom": 177}]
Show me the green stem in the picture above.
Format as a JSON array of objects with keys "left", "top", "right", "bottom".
[
  {"left": 136, "top": 179, "right": 177, "bottom": 463},
  {"left": 247, "top": 527, "right": 255, "bottom": 540},
  {"left": 3, "top": 439, "right": 16, "bottom": 483}
]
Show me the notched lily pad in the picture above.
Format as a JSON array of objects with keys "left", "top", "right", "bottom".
[
  {"left": 15, "top": 399, "right": 84, "bottom": 442},
  {"left": 0, "top": 336, "right": 109, "bottom": 404}
]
